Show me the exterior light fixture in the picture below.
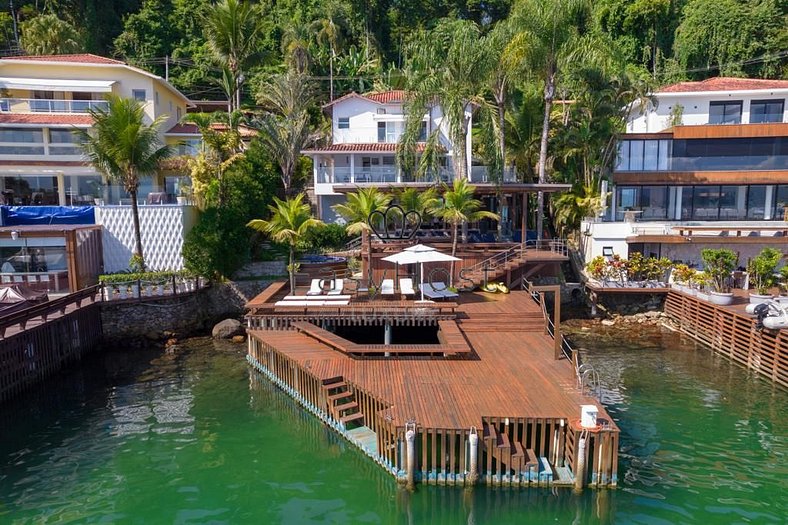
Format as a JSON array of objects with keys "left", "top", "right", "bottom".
[{"left": 10, "top": 230, "right": 19, "bottom": 240}]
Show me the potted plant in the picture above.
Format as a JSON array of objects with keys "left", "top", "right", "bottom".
[
  {"left": 694, "top": 272, "right": 710, "bottom": 300},
  {"left": 586, "top": 256, "right": 607, "bottom": 283},
  {"left": 607, "top": 254, "right": 628, "bottom": 287},
  {"left": 627, "top": 252, "right": 645, "bottom": 286},
  {"left": 747, "top": 248, "right": 782, "bottom": 304},
  {"left": 672, "top": 264, "right": 696, "bottom": 293},
  {"left": 176, "top": 184, "right": 192, "bottom": 205},
  {"left": 701, "top": 248, "right": 738, "bottom": 305}
]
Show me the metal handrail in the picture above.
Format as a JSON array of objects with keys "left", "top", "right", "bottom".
[
  {"left": 0, "top": 98, "right": 109, "bottom": 114},
  {"left": 464, "top": 238, "right": 568, "bottom": 277}
]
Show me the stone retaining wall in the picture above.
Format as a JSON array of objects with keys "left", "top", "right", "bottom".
[{"left": 101, "top": 280, "right": 272, "bottom": 342}]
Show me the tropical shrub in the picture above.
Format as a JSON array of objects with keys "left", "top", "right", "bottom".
[
  {"left": 672, "top": 264, "right": 696, "bottom": 285},
  {"left": 701, "top": 248, "right": 738, "bottom": 293},
  {"left": 299, "top": 223, "right": 349, "bottom": 253},
  {"left": 586, "top": 256, "right": 607, "bottom": 280},
  {"left": 747, "top": 248, "right": 782, "bottom": 295}
]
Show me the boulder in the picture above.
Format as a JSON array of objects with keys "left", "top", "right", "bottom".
[
  {"left": 212, "top": 319, "right": 244, "bottom": 339},
  {"left": 601, "top": 319, "right": 615, "bottom": 327},
  {"left": 232, "top": 335, "right": 246, "bottom": 344}
]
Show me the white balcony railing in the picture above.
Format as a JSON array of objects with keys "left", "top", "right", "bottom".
[
  {"left": 0, "top": 98, "right": 109, "bottom": 114},
  {"left": 316, "top": 166, "right": 453, "bottom": 184},
  {"left": 468, "top": 167, "right": 519, "bottom": 184}
]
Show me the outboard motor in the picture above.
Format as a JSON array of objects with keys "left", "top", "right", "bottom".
[{"left": 753, "top": 302, "right": 771, "bottom": 330}]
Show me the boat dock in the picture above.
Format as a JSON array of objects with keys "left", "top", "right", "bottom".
[{"left": 246, "top": 282, "right": 619, "bottom": 489}]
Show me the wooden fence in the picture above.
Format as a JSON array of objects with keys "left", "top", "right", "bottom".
[{"left": 664, "top": 291, "right": 787, "bottom": 388}]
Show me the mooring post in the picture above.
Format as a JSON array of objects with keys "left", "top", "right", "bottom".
[
  {"left": 574, "top": 431, "right": 587, "bottom": 493},
  {"left": 468, "top": 428, "right": 479, "bottom": 485},
  {"left": 406, "top": 428, "right": 416, "bottom": 490},
  {"left": 384, "top": 322, "right": 392, "bottom": 357}
]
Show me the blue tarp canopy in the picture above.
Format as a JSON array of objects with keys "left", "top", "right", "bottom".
[{"left": 1, "top": 206, "right": 95, "bottom": 226}]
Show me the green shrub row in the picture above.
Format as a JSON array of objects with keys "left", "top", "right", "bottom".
[{"left": 99, "top": 269, "right": 196, "bottom": 284}]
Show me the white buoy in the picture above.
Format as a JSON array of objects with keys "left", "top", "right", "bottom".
[
  {"left": 468, "top": 431, "right": 479, "bottom": 484},
  {"left": 406, "top": 429, "right": 416, "bottom": 490}
]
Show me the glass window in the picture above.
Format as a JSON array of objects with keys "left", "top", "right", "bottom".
[
  {"left": 2, "top": 175, "right": 59, "bottom": 205},
  {"left": 747, "top": 185, "right": 767, "bottom": 219},
  {"left": 419, "top": 121, "right": 427, "bottom": 141},
  {"left": 750, "top": 99, "right": 784, "bottom": 124},
  {"left": 377, "top": 122, "right": 386, "bottom": 142},
  {"left": 718, "top": 185, "right": 744, "bottom": 219},
  {"left": 775, "top": 185, "right": 788, "bottom": 221},
  {"left": 615, "top": 141, "right": 629, "bottom": 171},
  {"left": 49, "top": 129, "right": 78, "bottom": 143},
  {"left": 670, "top": 137, "right": 787, "bottom": 171},
  {"left": 176, "top": 107, "right": 182, "bottom": 121},
  {"left": 629, "top": 140, "right": 644, "bottom": 171},
  {"left": 709, "top": 101, "right": 742, "bottom": 124},
  {"left": 338, "top": 117, "right": 349, "bottom": 129},
  {"left": 132, "top": 89, "right": 146, "bottom": 102},
  {"left": 643, "top": 140, "right": 659, "bottom": 170},
  {"left": 692, "top": 186, "right": 720, "bottom": 220},
  {"left": 658, "top": 140, "right": 670, "bottom": 170},
  {"left": 640, "top": 186, "right": 668, "bottom": 219},
  {"left": 0, "top": 128, "right": 44, "bottom": 143}
]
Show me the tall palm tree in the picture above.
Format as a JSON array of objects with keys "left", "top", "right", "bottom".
[
  {"left": 248, "top": 194, "right": 324, "bottom": 295},
  {"left": 203, "top": 0, "right": 265, "bottom": 110},
  {"left": 394, "top": 186, "right": 439, "bottom": 225},
  {"left": 311, "top": 1, "right": 349, "bottom": 100},
  {"left": 505, "top": 0, "right": 607, "bottom": 241},
  {"left": 332, "top": 187, "right": 391, "bottom": 285},
  {"left": 257, "top": 69, "right": 314, "bottom": 118},
  {"left": 77, "top": 95, "right": 172, "bottom": 269},
  {"left": 280, "top": 22, "right": 312, "bottom": 74},
  {"left": 399, "top": 19, "right": 491, "bottom": 184},
  {"left": 432, "top": 179, "right": 499, "bottom": 281}
]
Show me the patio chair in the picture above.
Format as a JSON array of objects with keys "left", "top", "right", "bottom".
[
  {"left": 306, "top": 279, "right": 323, "bottom": 296},
  {"left": 327, "top": 279, "right": 345, "bottom": 296},
  {"left": 381, "top": 279, "right": 395, "bottom": 297},
  {"left": 400, "top": 278, "right": 415, "bottom": 298}
]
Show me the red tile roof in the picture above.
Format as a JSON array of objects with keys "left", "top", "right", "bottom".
[
  {"left": 660, "top": 77, "right": 788, "bottom": 93},
  {"left": 1, "top": 53, "right": 125, "bottom": 65},
  {"left": 303, "top": 143, "right": 427, "bottom": 153},
  {"left": 363, "top": 90, "right": 407, "bottom": 104},
  {"left": 0, "top": 113, "right": 93, "bottom": 126}
]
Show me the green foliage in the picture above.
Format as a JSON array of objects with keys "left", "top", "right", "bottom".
[
  {"left": 99, "top": 270, "right": 193, "bottom": 284},
  {"left": 748, "top": 248, "right": 783, "bottom": 295},
  {"left": 586, "top": 255, "right": 608, "bottom": 280},
  {"left": 701, "top": 248, "right": 738, "bottom": 293},
  {"left": 20, "top": 13, "right": 83, "bottom": 54},
  {"left": 299, "top": 223, "right": 349, "bottom": 253},
  {"left": 672, "top": 264, "right": 697, "bottom": 285},
  {"left": 432, "top": 179, "right": 500, "bottom": 257}
]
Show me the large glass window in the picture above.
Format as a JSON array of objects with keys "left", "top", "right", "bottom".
[
  {"left": 629, "top": 140, "right": 644, "bottom": 170},
  {"left": 692, "top": 186, "right": 721, "bottom": 220},
  {"left": 1, "top": 175, "right": 59, "bottom": 205},
  {"left": 747, "top": 186, "right": 768, "bottom": 219},
  {"left": 643, "top": 140, "right": 659, "bottom": 170},
  {"left": 709, "top": 101, "right": 742, "bottom": 124},
  {"left": 64, "top": 175, "right": 103, "bottom": 205},
  {"left": 48, "top": 128, "right": 83, "bottom": 156},
  {"left": 671, "top": 137, "right": 788, "bottom": 171},
  {"left": 775, "top": 185, "right": 788, "bottom": 221},
  {"left": 750, "top": 99, "right": 784, "bottom": 124},
  {"left": 640, "top": 186, "right": 668, "bottom": 219},
  {"left": 718, "top": 185, "right": 745, "bottom": 219},
  {"left": 0, "top": 128, "right": 44, "bottom": 143},
  {"left": 614, "top": 139, "right": 672, "bottom": 171}
]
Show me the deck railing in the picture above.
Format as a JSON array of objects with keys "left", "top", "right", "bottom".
[
  {"left": 0, "top": 284, "right": 101, "bottom": 339},
  {"left": 100, "top": 276, "right": 207, "bottom": 302},
  {"left": 0, "top": 98, "right": 109, "bottom": 114}
]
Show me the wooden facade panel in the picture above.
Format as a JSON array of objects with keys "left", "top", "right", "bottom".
[{"left": 614, "top": 170, "right": 788, "bottom": 186}]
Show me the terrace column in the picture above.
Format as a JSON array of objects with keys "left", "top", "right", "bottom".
[
  {"left": 350, "top": 155, "right": 355, "bottom": 183},
  {"left": 56, "top": 173, "right": 66, "bottom": 206},
  {"left": 521, "top": 193, "right": 527, "bottom": 247},
  {"left": 764, "top": 186, "right": 774, "bottom": 220}
]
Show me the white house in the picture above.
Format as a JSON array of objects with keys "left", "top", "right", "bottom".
[
  {"left": 581, "top": 77, "right": 788, "bottom": 267},
  {"left": 302, "top": 90, "right": 475, "bottom": 222}
]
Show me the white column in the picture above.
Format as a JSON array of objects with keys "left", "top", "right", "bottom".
[
  {"left": 56, "top": 172, "right": 66, "bottom": 206},
  {"left": 675, "top": 187, "right": 683, "bottom": 220},
  {"left": 312, "top": 155, "right": 318, "bottom": 184},
  {"left": 350, "top": 155, "right": 355, "bottom": 183},
  {"left": 764, "top": 185, "right": 774, "bottom": 220}
]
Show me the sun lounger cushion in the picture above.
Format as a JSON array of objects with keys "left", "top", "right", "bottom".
[
  {"left": 306, "top": 279, "right": 323, "bottom": 296},
  {"left": 381, "top": 279, "right": 395, "bottom": 296},
  {"left": 419, "top": 282, "right": 458, "bottom": 300},
  {"left": 400, "top": 278, "right": 415, "bottom": 296},
  {"left": 327, "top": 279, "right": 345, "bottom": 296}
]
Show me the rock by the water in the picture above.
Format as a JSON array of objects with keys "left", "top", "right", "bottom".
[
  {"left": 601, "top": 319, "right": 615, "bottom": 326},
  {"left": 231, "top": 335, "right": 246, "bottom": 344},
  {"left": 212, "top": 319, "right": 244, "bottom": 339}
]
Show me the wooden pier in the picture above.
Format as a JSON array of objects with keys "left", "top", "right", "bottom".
[
  {"left": 665, "top": 290, "right": 787, "bottom": 388},
  {"left": 246, "top": 282, "right": 619, "bottom": 489},
  {"left": 0, "top": 285, "right": 103, "bottom": 403}
]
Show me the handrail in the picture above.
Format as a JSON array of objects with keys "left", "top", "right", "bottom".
[
  {"left": 0, "top": 97, "right": 109, "bottom": 114},
  {"left": 463, "top": 238, "right": 568, "bottom": 277},
  {"left": 0, "top": 284, "right": 101, "bottom": 338},
  {"left": 345, "top": 236, "right": 363, "bottom": 251}
]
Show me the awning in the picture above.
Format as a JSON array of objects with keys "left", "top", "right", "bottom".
[{"left": 0, "top": 77, "right": 116, "bottom": 92}]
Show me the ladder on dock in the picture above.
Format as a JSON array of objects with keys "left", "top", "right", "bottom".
[{"left": 322, "top": 376, "right": 365, "bottom": 428}]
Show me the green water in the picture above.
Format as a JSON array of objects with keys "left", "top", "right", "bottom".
[{"left": 0, "top": 326, "right": 786, "bottom": 524}]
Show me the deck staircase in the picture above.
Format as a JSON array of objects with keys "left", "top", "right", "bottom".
[
  {"left": 462, "top": 240, "right": 567, "bottom": 289},
  {"left": 458, "top": 309, "right": 546, "bottom": 333},
  {"left": 482, "top": 421, "right": 550, "bottom": 484},
  {"left": 322, "top": 376, "right": 365, "bottom": 428}
]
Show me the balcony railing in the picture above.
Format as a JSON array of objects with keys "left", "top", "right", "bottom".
[
  {"left": 468, "top": 167, "right": 519, "bottom": 184},
  {"left": 0, "top": 98, "right": 109, "bottom": 114},
  {"left": 316, "top": 166, "right": 452, "bottom": 184}
]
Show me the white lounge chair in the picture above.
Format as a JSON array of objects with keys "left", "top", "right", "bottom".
[
  {"left": 381, "top": 279, "right": 395, "bottom": 296},
  {"left": 327, "top": 279, "right": 345, "bottom": 296},
  {"left": 400, "top": 278, "right": 415, "bottom": 297},
  {"left": 419, "top": 282, "right": 458, "bottom": 300},
  {"left": 306, "top": 279, "right": 323, "bottom": 296}
]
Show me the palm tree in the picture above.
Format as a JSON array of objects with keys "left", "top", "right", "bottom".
[
  {"left": 20, "top": 13, "right": 82, "bottom": 54},
  {"left": 248, "top": 194, "right": 324, "bottom": 295},
  {"left": 77, "top": 95, "right": 173, "bottom": 269},
  {"left": 394, "top": 186, "right": 439, "bottom": 225},
  {"left": 505, "top": 0, "right": 607, "bottom": 241},
  {"left": 399, "top": 19, "right": 491, "bottom": 184},
  {"left": 432, "top": 179, "right": 499, "bottom": 281},
  {"left": 280, "top": 22, "right": 312, "bottom": 74},
  {"left": 332, "top": 187, "right": 391, "bottom": 285},
  {"left": 257, "top": 69, "right": 314, "bottom": 118},
  {"left": 311, "top": 1, "right": 349, "bottom": 100},
  {"left": 203, "top": 0, "right": 265, "bottom": 110}
]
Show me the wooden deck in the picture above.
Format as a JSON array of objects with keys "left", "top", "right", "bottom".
[{"left": 246, "top": 284, "right": 619, "bottom": 488}]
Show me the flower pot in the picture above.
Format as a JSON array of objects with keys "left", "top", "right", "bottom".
[
  {"left": 696, "top": 291, "right": 710, "bottom": 301},
  {"left": 748, "top": 293, "right": 773, "bottom": 305},
  {"left": 176, "top": 196, "right": 187, "bottom": 205},
  {"left": 118, "top": 286, "right": 127, "bottom": 300},
  {"left": 709, "top": 291, "right": 734, "bottom": 306}
]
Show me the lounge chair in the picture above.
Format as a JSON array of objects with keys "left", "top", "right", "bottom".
[
  {"left": 327, "top": 279, "right": 345, "bottom": 296},
  {"left": 306, "top": 279, "right": 323, "bottom": 296},
  {"left": 420, "top": 282, "right": 458, "bottom": 300},
  {"left": 381, "top": 279, "right": 395, "bottom": 297},
  {"left": 400, "top": 278, "right": 415, "bottom": 298}
]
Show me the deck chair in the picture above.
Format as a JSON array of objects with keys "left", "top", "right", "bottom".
[
  {"left": 381, "top": 279, "right": 395, "bottom": 297},
  {"left": 400, "top": 278, "right": 415, "bottom": 298},
  {"left": 327, "top": 279, "right": 345, "bottom": 296},
  {"left": 306, "top": 279, "right": 323, "bottom": 296}
]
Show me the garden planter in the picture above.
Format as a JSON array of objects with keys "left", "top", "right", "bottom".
[
  {"left": 708, "top": 291, "right": 734, "bottom": 306},
  {"left": 748, "top": 293, "right": 773, "bottom": 305},
  {"left": 102, "top": 286, "right": 111, "bottom": 301},
  {"left": 118, "top": 286, "right": 127, "bottom": 300},
  {"left": 696, "top": 291, "right": 710, "bottom": 301},
  {"left": 130, "top": 283, "right": 139, "bottom": 298}
]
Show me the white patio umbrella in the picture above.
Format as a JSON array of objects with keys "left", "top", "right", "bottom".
[{"left": 382, "top": 244, "right": 460, "bottom": 301}]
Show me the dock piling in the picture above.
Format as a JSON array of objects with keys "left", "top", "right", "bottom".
[
  {"left": 574, "top": 430, "right": 587, "bottom": 492},
  {"left": 406, "top": 428, "right": 416, "bottom": 490}
]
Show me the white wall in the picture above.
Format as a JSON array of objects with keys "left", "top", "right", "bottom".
[
  {"left": 95, "top": 204, "right": 198, "bottom": 272},
  {"left": 627, "top": 91, "right": 788, "bottom": 132}
]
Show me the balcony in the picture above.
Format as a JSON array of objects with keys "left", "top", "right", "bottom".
[
  {"left": 0, "top": 98, "right": 109, "bottom": 114},
  {"left": 468, "top": 167, "right": 519, "bottom": 184},
  {"left": 316, "top": 166, "right": 452, "bottom": 185}
]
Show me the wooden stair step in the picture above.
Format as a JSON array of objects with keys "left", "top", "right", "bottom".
[
  {"left": 339, "top": 412, "right": 365, "bottom": 424},
  {"left": 328, "top": 391, "right": 353, "bottom": 402},
  {"left": 323, "top": 381, "right": 348, "bottom": 391},
  {"left": 321, "top": 376, "right": 344, "bottom": 385},
  {"left": 498, "top": 431, "right": 511, "bottom": 450},
  {"left": 334, "top": 401, "right": 358, "bottom": 412}
]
